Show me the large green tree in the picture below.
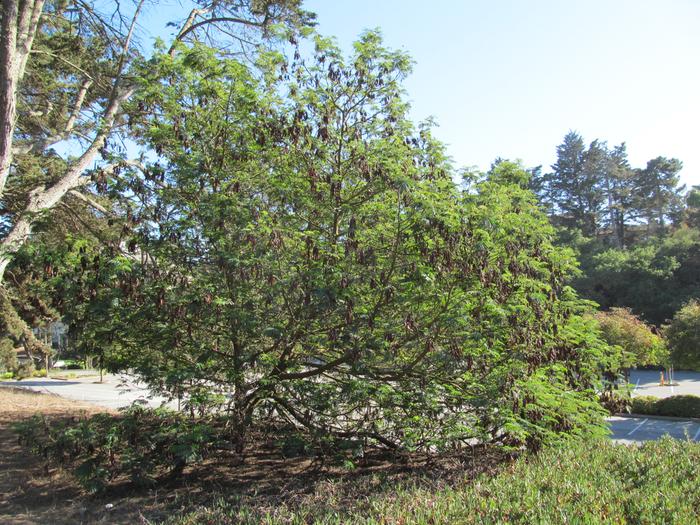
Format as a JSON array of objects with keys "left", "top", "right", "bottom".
[{"left": 58, "top": 37, "right": 612, "bottom": 452}]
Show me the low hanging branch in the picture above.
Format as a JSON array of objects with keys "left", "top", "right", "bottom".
[{"left": 0, "top": 286, "right": 50, "bottom": 358}]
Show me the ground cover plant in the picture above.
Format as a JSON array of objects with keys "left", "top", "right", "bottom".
[
  {"left": 14, "top": 406, "right": 222, "bottom": 493},
  {"left": 163, "top": 437, "right": 700, "bottom": 524},
  {"left": 9, "top": 393, "right": 700, "bottom": 525}
]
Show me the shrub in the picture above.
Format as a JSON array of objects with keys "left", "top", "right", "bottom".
[
  {"left": 631, "top": 395, "right": 700, "bottom": 419},
  {"left": 0, "top": 337, "right": 17, "bottom": 373},
  {"left": 60, "top": 38, "right": 613, "bottom": 453},
  {"left": 595, "top": 307, "right": 667, "bottom": 367},
  {"left": 14, "top": 406, "right": 221, "bottom": 493},
  {"left": 666, "top": 300, "right": 700, "bottom": 370},
  {"left": 599, "top": 389, "right": 631, "bottom": 414},
  {"left": 13, "top": 360, "right": 35, "bottom": 379}
]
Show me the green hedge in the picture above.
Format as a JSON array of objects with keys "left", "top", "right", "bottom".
[{"left": 631, "top": 395, "right": 700, "bottom": 418}]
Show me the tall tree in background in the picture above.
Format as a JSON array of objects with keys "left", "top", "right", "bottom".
[
  {"left": 541, "top": 131, "right": 586, "bottom": 231},
  {"left": 533, "top": 132, "right": 686, "bottom": 246},
  {"left": 539, "top": 132, "right": 606, "bottom": 237},
  {"left": 634, "top": 156, "right": 684, "bottom": 235},
  {"left": 600, "top": 143, "right": 634, "bottom": 248},
  {"left": 578, "top": 139, "right": 607, "bottom": 237}
]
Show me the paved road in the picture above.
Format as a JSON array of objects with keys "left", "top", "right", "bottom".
[
  {"left": 608, "top": 415, "right": 700, "bottom": 444},
  {"left": 4, "top": 374, "right": 700, "bottom": 445},
  {"left": 628, "top": 369, "right": 700, "bottom": 398},
  {"left": 0, "top": 374, "right": 169, "bottom": 410}
]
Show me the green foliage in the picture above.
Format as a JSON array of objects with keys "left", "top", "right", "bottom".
[
  {"left": 686, "top": 186, "right": 700, "bottom": 228},
  {"left": 532, "top": 131, "right": 684, "bottom": 245},
  {"left": 165, "top": 438, "right": 700, "bottom": 524},
  {"left": 0, "top": 337, "right": 17, "bottom": 372},
  {"left": 574, "top": 228, "right": 700, "bottom": 325},
  {"left": 14, "top": 406, "right": 220, "bottom": 493},
  {"left": 631, "top": 395, "right": 700, "bottom": 419},
  {"left": 13, "top": 360, "right": 35, "bottom": 379},
  {"left": 594, "top": 307, "right": 667, "bottom": 367},
  {"left": 635, "top": 156, "right": 685, "bottom": 234},
  {"left": 56, "top": 38, "right": 612, "bottom": 452},
  {"left": 0, "top": 286, "right": 51, "bottom": 360},
  {"left": 666, "top": 300, "right": 700, "bottom": 370}
]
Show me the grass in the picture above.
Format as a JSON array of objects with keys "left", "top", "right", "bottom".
[{"left": 165, "top": 438, "right": 700, "bottom": 525}]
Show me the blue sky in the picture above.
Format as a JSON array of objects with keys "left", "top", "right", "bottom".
[{"left": 142, "top": 0, "right": 700, "bottom": 186}]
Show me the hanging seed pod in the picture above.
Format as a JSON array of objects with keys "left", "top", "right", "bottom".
[
  {"left": 348, "top": 216, "right": 356, "bottom": 239},
  {"left": 345, "top": 300, "right": 354, "bottom": 324}
]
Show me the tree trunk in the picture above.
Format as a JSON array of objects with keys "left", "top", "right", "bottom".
[
  {"left": 0, "top": 87, "right": 133, "bottom": 284},
  {"left": 0, "top": 0, "right": 44, "bottom": 197},
  {"left": 0, "top": 0, "right": 20, "bottom": 197}
]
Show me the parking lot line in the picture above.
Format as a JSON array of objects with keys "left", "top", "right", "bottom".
[
  {"left": 693, "top": 426, "right": 700, "bottom": 442},
  {"left": 627, "top": 418, "right": 648, "bottom": 436}
]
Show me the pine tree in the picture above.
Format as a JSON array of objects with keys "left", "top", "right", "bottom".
[
  {"left": 634, "top": 157, "right": 684, "bottom": 235},
  {"left": 602, "top": 143, "right": 635, "bottom": 248},
  {"left": 540, "top": 131, "right": 604, "bottom": 237}
]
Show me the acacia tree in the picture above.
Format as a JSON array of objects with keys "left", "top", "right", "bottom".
[{"left": 60, "top": 35, "right": 612, "bottom": 452}]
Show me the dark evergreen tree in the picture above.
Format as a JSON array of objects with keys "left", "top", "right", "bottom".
[
  {"left": 602, "top": 143, "right": 634, "bottom": 248},
  {"left": 633, "top": 157, "right": 684, "bottom": 235},
  {"left": 538, "top": 132, "right": 604, "bottom": 237}
]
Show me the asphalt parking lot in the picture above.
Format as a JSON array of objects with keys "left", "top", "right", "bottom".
[
  {"left": 608, "top": 415, "right": 700, "bottom": 444},
  {"left": 628, "top": 369, "right": 700, "bottom": 398},
  {"left": 3, "top": 371, "right": 700, "bottom": 444}
]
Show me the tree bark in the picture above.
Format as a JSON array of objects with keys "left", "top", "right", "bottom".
[
  {"left": 0, "top": 0, "right": 21, "bottom": 197},
  {"left": 0, "top": 87, "right": 133, "bottom": 283},
  {"left": 0, "top": 0, "right": 44, "bottom": 197}
]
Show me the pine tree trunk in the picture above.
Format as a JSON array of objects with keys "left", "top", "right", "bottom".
[
  {"left": 0, "top": 0, "right": 20, "bottom": 197},
  {"left": 0, "top": 0, "right": 44, "bottom": 197}
]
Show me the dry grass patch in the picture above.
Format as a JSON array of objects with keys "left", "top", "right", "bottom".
[{"left": 0, "top": 388, "right": 110, "bottom": 524}]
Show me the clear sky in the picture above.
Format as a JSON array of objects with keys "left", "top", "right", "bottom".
[
  {"left": 141, "top": 0, "right": 700, "bottom": 186},
  {"left": 302, "top": 0, "right": 700, "bottom": 187}
]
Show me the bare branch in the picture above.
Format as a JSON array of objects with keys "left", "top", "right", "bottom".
[
  {"left": 13, "top": 77, "right": 93, "bottom": 156},
  {"left": 68, "top": 189, "right": 110, "bottom": 214}
]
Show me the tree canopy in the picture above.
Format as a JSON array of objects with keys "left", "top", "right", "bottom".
[{"left": 37, "top": 34, "right": 613, "bottom": 451}]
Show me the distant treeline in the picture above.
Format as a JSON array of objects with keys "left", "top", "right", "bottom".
[{"left": 527, "top": 132, "right": 700, "bottom": 325}]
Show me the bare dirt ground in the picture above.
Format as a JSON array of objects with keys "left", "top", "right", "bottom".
[
  {"left": 0, "top": 388, "right": 112, "bottom": 524},
  {"left": 0, "top": 388, "right": 505, "bottom": 525}
]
